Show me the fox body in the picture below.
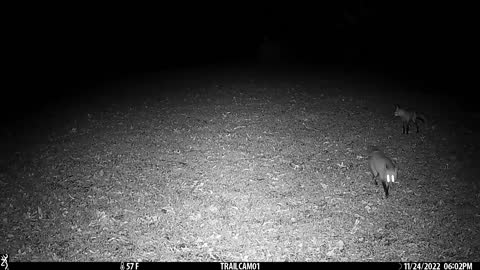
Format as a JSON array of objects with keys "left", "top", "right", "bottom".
[
  {"left": 368, "top": 147, "right": 398, "bottom": 198},
  {"left": 394, "top": 104, "right": 426, "bottom": 134}
]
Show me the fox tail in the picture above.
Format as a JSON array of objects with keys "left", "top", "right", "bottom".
[{"left": 416, "top": 113, "right": 427, "bottom": 123}]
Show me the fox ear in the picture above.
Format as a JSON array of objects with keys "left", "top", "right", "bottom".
[{"left": 394, "top": 104, "right": 400, "bottom": 109}]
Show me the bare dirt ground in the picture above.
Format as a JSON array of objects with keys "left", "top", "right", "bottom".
[{"left": 1, "top": 68, "right": 479, "bottom": 261}]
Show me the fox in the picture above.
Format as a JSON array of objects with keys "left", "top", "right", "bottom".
[
  {"left": 394, "top": 104, "right": 426, "bottom": 134},
  {"left": 368, "top": 147, "right": 398, "bottom": 198}
]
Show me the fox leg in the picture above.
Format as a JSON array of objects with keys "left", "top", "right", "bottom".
[
  {"left": 381, "top": 181, "right": 389, "bottom": 198},
  {"left": 415, "top": 120, "right": 420, "bottom": 133},
  {"left": 403, "top": 121, "right": 409, "bottom": 134}
]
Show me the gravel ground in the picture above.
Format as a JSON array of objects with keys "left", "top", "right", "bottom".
[{"left": 1, "top": 68, "right": 478, "bottom": 262}]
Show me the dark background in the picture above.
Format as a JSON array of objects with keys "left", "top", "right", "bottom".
[{"left": 4, "top": 2, "right": 474, "bottom": 115}]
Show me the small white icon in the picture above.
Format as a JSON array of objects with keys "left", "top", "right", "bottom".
[{"left": 1, "top": 254, "right": 9, "bottom": 270}]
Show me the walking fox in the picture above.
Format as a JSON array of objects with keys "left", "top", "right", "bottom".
[
  {"left": 394, "top": 104, "right": 426, "bottom": 134},
  {"left": 368, "top": 147, "right": 398, "bottom": 198}
]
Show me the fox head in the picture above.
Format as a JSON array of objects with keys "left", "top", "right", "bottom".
[
  {"left": 394, "top": 104, "right": 402, "bottom": 117},
  {"left": 385, "top": 166, "right": 398, "bottom": 184}
]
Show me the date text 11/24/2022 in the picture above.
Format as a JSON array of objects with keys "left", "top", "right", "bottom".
[{"left": 402, "top": 262, "right": 473, "bottom": 270}]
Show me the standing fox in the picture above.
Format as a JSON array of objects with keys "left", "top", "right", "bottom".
[
  {"left": 394, "top": 104, "right": 426, "bottom": 134},
  {"left": 368, "top": 147, "right": 398, "bottom": 198}
]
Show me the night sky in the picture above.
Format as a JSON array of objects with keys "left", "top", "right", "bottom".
[{"left": 6, "top": 2, "right": 471, "bottom": 111}]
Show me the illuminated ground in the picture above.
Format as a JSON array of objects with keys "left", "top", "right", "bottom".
[{"left": 1, "top": 67, "right": 478, "bottom": 261}]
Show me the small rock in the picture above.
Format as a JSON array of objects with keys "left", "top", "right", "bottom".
[
  {"left": 326, "top": 249, "right": 336, "bottom": 257},
  {"left": 336, "top": 240, "right": 345, "bottom": 251}
]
